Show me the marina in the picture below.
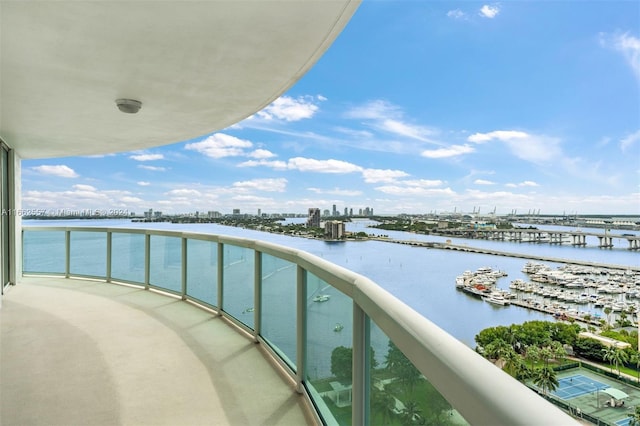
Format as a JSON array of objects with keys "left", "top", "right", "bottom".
[{"left": 456, "top": 262, "right": 640, "bottom": 327}]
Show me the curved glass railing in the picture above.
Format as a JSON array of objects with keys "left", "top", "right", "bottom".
[{"left": 22, "top": 227, "right": 576, "bottom": 425}]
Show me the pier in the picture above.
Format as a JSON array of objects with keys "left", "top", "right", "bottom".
[{"left": 381, "top": 238, "right": 640, "bottom": 272}]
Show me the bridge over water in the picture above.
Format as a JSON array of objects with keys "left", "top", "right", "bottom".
[{"left": 436, "top": 229, "right": 640, "bottom": 250}]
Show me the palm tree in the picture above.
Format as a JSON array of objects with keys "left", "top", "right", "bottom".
[
  {"left": 526, "top": 345, "right": 540, "bottom": 370},
  {"left": 629, "top": 405, "right": 640, "bottom": 426},
  {"left": 372, "top": 387, "right": 397, "bottom": 425},
  {"left": 503, "top": 348, "right": 521, "bottom": 376},
  {"left": 512, "top": 357, "right": 533, "bottom": 381},
  {"left": 630, "top": 351, "right": 640, "bottom": 383},
  {"left": 612, "top": 347, "right": 630, "bottom": 377},
  {"left": 484, "top": 338, "right": 511, "bottom": 362},
  {"left": 533, "top": 366, "right": 559, "bottom": 396},
  {"left": 604, "top": 306, "right": 613, "bottom": 327},
  {"left": 551, "top": 341, "right": 567, "bottom": 365},
  {"left": 539, "top": 346, "right": 554, "bottom": 368},
  {"left": 401, "top": 400, "right": 422, "bottom": 425},
  {"left": 603, "top": 346, "right": 617, "bottom": 373}
]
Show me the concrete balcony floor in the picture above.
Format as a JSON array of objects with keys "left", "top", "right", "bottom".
[{"left": 1, "top": 277, "right": 312, "bottom": 426}]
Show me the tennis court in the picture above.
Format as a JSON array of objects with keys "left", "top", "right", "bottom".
[
  {"left": 538, "top": 366, "right": 640, "bottom": 426},
  {"left": 553, "top": 374, "right": 609, "bottom": 399}
]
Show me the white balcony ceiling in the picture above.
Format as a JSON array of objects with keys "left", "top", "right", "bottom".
[{"left": 0, "top": 0, "right": 359, "bottom": 159}]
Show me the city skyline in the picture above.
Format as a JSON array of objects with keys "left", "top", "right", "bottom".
[{"left": 21, "top": 1, "right": 640, "bottom": 216}]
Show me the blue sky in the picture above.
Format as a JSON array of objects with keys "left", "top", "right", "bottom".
[{"left": 23, "top": 1, "right": 640, "bottom": 216}]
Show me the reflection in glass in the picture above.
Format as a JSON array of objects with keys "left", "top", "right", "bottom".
[
  {"left": 111, "top": 232, "right": 145, "bottom": 284},
  {"left": 222, "top": 245, "right": 254, "bottom": 328},
  {"left": 70, "top": 231, "right": 106, "bottom": 277},
  {"left": 149, "top": 235, "right": 181, "bottom": 293},
  {"left": 23, "top": 231, "right": 65, "bottom": 274},
  {"left": 369, "top": 321, "right": 468, "bottom": 425},
  {"left": 260, "top": 254, "right": 297, "bottom": 369},
  {"left": 305, "top": 272, "right": 353, "bottom": 425},
  {"left": 186, "top": 239, "right": 218, "bottom": 307}
]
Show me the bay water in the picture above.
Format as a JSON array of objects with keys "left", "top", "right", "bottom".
[{"left": 24, "top": 218, "right": 639, "bottom": 348}]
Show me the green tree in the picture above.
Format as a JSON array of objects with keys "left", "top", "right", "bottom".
[
  {"left": 630, "top": 351, "right": 640, "bottom": 383},
  {"left": 612, "top": 347, "right": 630, "bottom": 376},
  {"left": 401, "top": 400, "right": 422, "bottom": 425},
  {"left": 371, "top": 386, "right": 397, "bottom": 425},
  {"left": 604, "top": 306, "right": 613, "bottom": 327},
  {"left": 533, "top": 366, "right": 559, "bottom": 396},
  {"left": 525, "top": 345, "right": 540, "bottom": 370},
  {"left": 551, "top": 341, "right": 567, "bottom": 365},
  {"left": 331, "top": 346, "right": 352, "bottom": 383},
  {"left": 602, "top": 346, "right": 617, "bottom": 373},
  {"left": 386, "top": 341, "right": 422, "bottom": 392},
  {"left": 629, "top": 405, "right": 640, "bottom": 426}
]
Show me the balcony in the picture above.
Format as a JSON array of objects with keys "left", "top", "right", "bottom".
[{"left": 2, "top": 226, "right": 577, "bottom": 425}]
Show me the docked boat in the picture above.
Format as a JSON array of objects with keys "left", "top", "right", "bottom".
[{"left": 483, "top": 292, "right": 509, "bottom": 306}]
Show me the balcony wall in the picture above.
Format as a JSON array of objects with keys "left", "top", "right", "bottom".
[{"left": 18, "top": 226, "right": 577, "bottom": 425}]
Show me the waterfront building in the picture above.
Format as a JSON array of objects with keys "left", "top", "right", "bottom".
[
  {"left": 325, "top": 220, "right": 346, "bottom": 240},
  {"left": 307, "top": 207, "right": 321, "bottom": 228},
  {"left": 0, "top": 2, "right": 574, "bottom": 426}
]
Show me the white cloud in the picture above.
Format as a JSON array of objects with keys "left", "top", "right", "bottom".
[
  {"left": 474, "top": 179, "right": 495, "bottom": 185},
  {"left": 185, "top": 133, "right": 253, "bottom": 159},
  {"left": 307, "top": 187, "right": 363, "bottom": 196},
  {"left": 137, "top": 181, "right": 151, "bottom": 186},
  {"left": 232, "top": 178, "right": 287, "bottom": 192},
  {"left": 404, "top": 179, "right": 445, "bottom": 188},
  {"left": 166, "top": 189, "right": 202, "bottom": 197},
  {"left": 121, "top": 196, "right": 143, "bottom": 203},
  {"left": 31, "top": 165, "right": 79, "bottom": 178},
  {"left": 421, "top": 144, "right": 475, "bottom": 158},
  {"left": 72, "top": 184, "right": 96, "bottom": 191},
  {"left": 601, "top": 32, "right": 640, "bottom": 80},
  {"left": 138, "top": 165, "right": 167, "bottom": 172},
  {"left": 505, "top": 180, "right": 540, "bottom": 188},
  {"left": 621, "top": 129, "right": 640, "bottom": 152},
  {"left": 468, "top": 130, "right": 562, "bottom": 164},
  {"left": 248, "top": 149, "right": 276, "bottom": 159},
  {"left": 468, "top": 130, "right": 529, "bottom": 143},
  {"left": 362, "top": 168, "right": 409, "bottom": 183},
  {"left": 237, "top": 159, "right": 288, "bottom": 170},
  {"left": 447, "top": 9, "right": 466, "bottom": 20},
  {"left": 479, "top": 4, "right": 500, "bottom": 19},
  {"left": 130, "top": 153, "right": 164, "bottom": 161},
  {"left": 345, "top": 100, "right": 436, "bottom": 142},
  {"left": 256, "top": 95, "right": 320, "bottom": 121},
  {"left": 287, "top": 157, "right": 363, "bottom": 174},
  {"left": 375, "top": 185, "right": 455, "bottom": 197}
]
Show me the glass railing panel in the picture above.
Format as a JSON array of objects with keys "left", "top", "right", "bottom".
[
  {"left": 221, "top": 244, "right": 254, "bottom": 328},
  {"left": 111, "top": 232, "right": 145, "bottom": 284},
  {"left": 368, "top": 321, "right": 469, "bottom": 426},
  {"left": 186, "top": 239, "right": 218, "bottom": 307},
  {"left": 69, "top": 231, "right": 106, "bottom": 277},
  {"left": 23, "top": 230, "right": 66, "bottom": 274},
  {"left": 305, "top": 272, "right": 353, "bottom": 425},
  {"left": 149, "top": 235, "right": 182, "bottom": 293},
  {"left": 260, "top": 253, "right": 297, "bottom": 369}
]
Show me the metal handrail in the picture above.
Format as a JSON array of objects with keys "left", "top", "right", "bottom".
[{"left": 22, "top": 226, "right": 577, "bottom": 425}]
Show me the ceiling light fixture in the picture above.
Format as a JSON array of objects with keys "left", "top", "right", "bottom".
[{"left": 115, "top": 98, "right": 142, "bottom": 114}]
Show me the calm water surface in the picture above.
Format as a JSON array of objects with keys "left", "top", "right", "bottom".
[{"left": 25, "top": 218, "right": 639, "bottom": 347}]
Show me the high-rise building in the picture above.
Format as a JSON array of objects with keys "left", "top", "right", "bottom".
[
  {"left": 307, "top": 208, "right": 321, "bottom": 228},
  {"left": 324, "top": 220, "right": 345, "bottom": 239}
]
